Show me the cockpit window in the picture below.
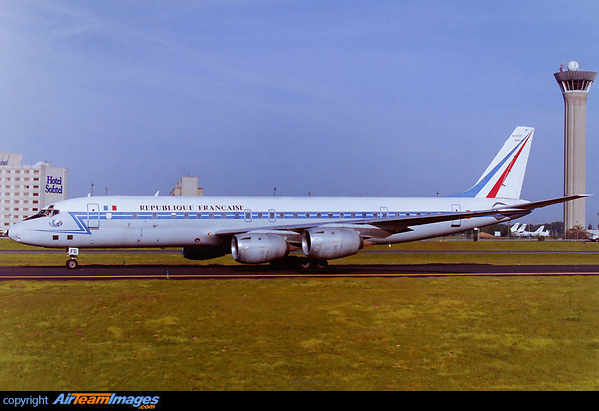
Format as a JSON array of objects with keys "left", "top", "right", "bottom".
[
  {"left": 24, "top": 205, "right": 58, "bottom": 221},
  {"left": 24, "top": 209, "right": 47, "bottom": 221}
]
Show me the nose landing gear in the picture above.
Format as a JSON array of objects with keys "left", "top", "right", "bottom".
[{"left": 66, "top": 247, "right": 79, "bottom": 269}]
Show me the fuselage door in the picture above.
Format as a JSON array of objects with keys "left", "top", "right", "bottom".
[
  {"left": 451, "top": 204, "right": 461, "bottom": 227},
  {"left": 380, "top": 207, "right": 389, "bottom": 218},
  {"left": 87, "top": 203, "right": 100, "bottom": 229},
  {"left": 244, "top": 209, "right": 252, "bottom": 223}
]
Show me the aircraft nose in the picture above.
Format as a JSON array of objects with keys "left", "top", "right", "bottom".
[{"left": 7, "top": 224, "right": 22, "bottom": 242}]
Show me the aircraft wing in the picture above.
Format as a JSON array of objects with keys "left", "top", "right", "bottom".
[
  {"left": 214, "top": 194, "right": 588, "bottom": 239},
  {"left": 493, "top": 194, "right": 589, "bottom": 211},
  {"left": 368, "top": 194, "right": 588, "bottom": 234}
]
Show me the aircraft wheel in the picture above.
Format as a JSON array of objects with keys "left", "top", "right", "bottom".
[
  {"left": 314, "top": 259, "right": 328, "bottom": 271},
  {"left": 66, "top": 259, "right": 79, "bottom": 270},
  {"left": 298, "top": 258, "right": 328, "bottom": 271},
  {"left": 299, "top": 257, "right": 312, "bottom": 271}
]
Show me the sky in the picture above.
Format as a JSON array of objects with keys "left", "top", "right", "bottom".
[{"left": 1, "top": 0, "right": 598, "bottom": 225}]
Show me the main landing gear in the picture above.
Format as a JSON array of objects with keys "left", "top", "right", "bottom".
[
  {"left": 300, "top": 258, "right": 328, "bottom": 271},
  {"left": 270, "top": 256, "right": 328, "bottom": 271},
  {"left": 66, "top": 247, "right": 79, "bottom": 269}
]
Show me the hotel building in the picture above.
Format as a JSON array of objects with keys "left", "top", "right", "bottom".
[{"left": 0, "top": 151, "right": 68, "bottom": 232}]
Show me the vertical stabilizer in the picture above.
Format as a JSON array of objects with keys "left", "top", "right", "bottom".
[{"left": 457, "top": 127, "right": 534, "bottom": 199}]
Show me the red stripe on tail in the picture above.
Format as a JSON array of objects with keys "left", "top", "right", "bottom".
[{"left": 486, "top": 134, "right": 531, "bottom": 198}]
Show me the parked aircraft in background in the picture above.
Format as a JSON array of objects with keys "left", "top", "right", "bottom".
[
  {"left": 529, "top": 226, "right": 550, "bottom": 238},
  {"left": 511, "top": 223, "right": 550, "bottom": 238},
  {"left": 8, "top": 126, "right": 586, "bottom": 269},
  {"left": 510, "top": 223, "right": 526, "bottom": 237}
]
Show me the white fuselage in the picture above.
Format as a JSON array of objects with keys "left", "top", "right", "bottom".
[{"left": 8, "top": 195, "right": 521, "bottom": 250}]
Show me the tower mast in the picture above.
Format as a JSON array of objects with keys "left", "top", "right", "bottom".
[{"left": 554, "top": 61, "right": 597, "bottom": 232}]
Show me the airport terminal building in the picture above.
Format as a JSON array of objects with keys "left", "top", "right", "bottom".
[{"left": 0, "top": 151, "right": 68, "bottom": 232}]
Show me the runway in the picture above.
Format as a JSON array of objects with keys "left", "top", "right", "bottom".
[{"left": 2, "top": 263, "right": 599, "bottom": 280}]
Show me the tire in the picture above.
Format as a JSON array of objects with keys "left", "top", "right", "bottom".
[
  {"left": 314, "top": 259, "right": 328, "bottom": 271},
  {"left": 299, "top": 257, "right": 312, "bottom": 271},
  {"left": 298, "top": 258, "right": 328, "bottom": 271},
  {"left": 66, "top": 259, "right": 79, "bottom": 270}
]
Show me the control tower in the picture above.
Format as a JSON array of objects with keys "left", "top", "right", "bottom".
[{"left": 554, "top": 61, "right": 597, "bottom": 232}]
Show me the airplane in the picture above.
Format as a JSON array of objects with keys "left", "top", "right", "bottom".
[
  {"left": 7, "top": 126, "right": 587, "bottom": 270},
  {"left": 510, "top": 223, "right": 525, "bottom": 236},
  {"left": 511, "top": 223, "right": 550, "bottom": 238},
  {"left": 512, "top": 223, "right": 530, "bottom": 237},
  {"left": 534, "top": 226, "right": 550, "bottom": 238},
  {"left": 522, "top": 225, "right": 550, "bottom": 238}
]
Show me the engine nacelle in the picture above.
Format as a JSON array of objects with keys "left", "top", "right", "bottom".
[
  {"left": 231, "top": 233, "right": 289, "bottom": 264},
  {"left": 302, "top": 227, "right": 362, "bottom": 260}
]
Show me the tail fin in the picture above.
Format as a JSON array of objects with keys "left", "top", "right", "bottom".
[{"left": 457, "top": 126, "right": 534, "bottom": 199}]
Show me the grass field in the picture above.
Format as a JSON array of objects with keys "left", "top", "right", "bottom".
[
  {"left": 3, "top": 237, "right": 599, "bottom": 266},
  {"left": 1, "top": 239, "right": 598, "bottom": 390}
]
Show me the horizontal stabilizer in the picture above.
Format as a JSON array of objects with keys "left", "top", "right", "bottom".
[
  {"left": 368, "top": 195, "right": 589, "bottom": 234},
  {"left": 498, "top": 194, "right": 590, "bottom": 211}
]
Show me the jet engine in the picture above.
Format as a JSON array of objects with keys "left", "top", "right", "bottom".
[
  {"left": 302, "top": 227, "right": 362, "bottom": 260},
  {"left": 231, "top": 233, "right": 289, "bottom": 264}
]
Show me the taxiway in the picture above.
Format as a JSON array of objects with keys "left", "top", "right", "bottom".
[{"left": 2, "top": 264, "right": 599, "bottom": 281}]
